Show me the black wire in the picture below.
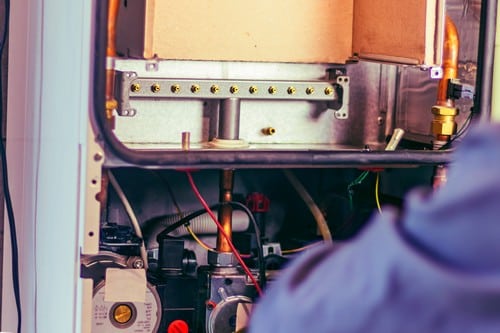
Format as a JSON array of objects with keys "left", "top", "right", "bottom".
[
  {"left": 0, "top": 1, "right": 22, "bottom": 332},
  {"left": 156, "top": 201, "right": 267, "bottom": 289},
  {"left": 439, "top": 112, "right": 473, "bottom": 150},
  {"left": 228, "top": 201, "right": 266, "bottom": 289}
]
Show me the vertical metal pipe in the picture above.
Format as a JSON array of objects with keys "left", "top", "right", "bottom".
[
  {"left": 216, "top": 169, "right": 234, "bottom": 253},
  {"left": 474, "top": 0, "right": 499, "bottom": 122},
  {"left": 218, "top": 98, "right": 241, "bottom": 140},
  {"left": 432, "top": 16, "right": 460, "bottom": 147},
  {"left": 432, "top": 16, "right": 460, "bottom": 188},
  {"left": 105, "top": 0, "right": 120, "bottom": 128},
  {"left": 436, "top": 16, "right": 459, "bottom": 109}
]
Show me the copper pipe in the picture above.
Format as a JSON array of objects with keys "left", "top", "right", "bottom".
[
  {"left": 432, "top": 16, "right": 459, "bottom": 189},
  {"left": 105, "top": 0, "right": 120, "bottom": 128},
  {"left": 436, "top": 15, "right": 459, "bottom": 108},
  {"left": 431, "top": 16, "right": 460, "bottom": 145},
  {"left": 107, "top": 0, "right": 120, "bottom": 58},
  {"left": 216, "top": 169, "right": 234, "bottom": 252}
]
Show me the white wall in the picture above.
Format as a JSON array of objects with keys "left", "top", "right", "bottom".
[{"left": 2, "top": 0, "right": 92, "bottom": 332}]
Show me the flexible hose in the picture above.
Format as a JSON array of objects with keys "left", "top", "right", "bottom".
[
  {"left": 283, "top": 170, "right": 333, "bottom": 244},
  {"left": 108, "top": 171, "right": 149, "bottom": 269}
]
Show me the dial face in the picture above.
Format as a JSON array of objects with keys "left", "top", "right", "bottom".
[{"left": 92, "top": 282, "right": 161, "bottom": 333}]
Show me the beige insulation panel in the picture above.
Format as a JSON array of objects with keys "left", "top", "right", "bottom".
[
  {"left": 352, "top": 0, "right": 444, "bottom": 65},
  {"left": 116, "top": 0, "right": 443, "bottom": 66}
]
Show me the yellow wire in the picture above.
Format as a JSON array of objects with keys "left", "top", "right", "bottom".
[
  {"left": 375, "top": 172, "right": 382, "bottom": 214},
  {"left": 186, "top": 225, "right": 217, "bottom": 252},
  {"left": 282, "top": 242, "right": 322, "bottom": 254}
]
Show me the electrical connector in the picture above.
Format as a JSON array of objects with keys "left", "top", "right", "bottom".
[{"left": 447, "top": 78, "right": 475, "bottom": 100}]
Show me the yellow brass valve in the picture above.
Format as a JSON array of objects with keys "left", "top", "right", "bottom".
[{"left": 431, "top": 105, "right": 459, "bottom": 137}]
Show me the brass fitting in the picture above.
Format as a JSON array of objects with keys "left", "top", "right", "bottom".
[
  {"left": 230, "top": 85, "right": 239, "bottom": 94},
  {"left": 268, "top": 86, "right": 277, "bottom": 94},
  {"left": 249, "top": 85, "right": 258, "bottom": 94},
  {"left": 130, "top": 83, "right": 141, "bottom": 92},
  {"left": 262, "top": 127, "right": 276, "bottom": 136},
  {"left": 210, "top": 85, "right": 220, "bottom": 94},
  {"left": 306, "top": 87, "right": 315, "bottom": 95},
  {"left": 287, "top": 86, "right": 296, "bottom": 95},
  {"left": 170, "top": 84, "right": 180, "bottom": 93},
  {"left": 431, "top": 105, "right": 459, "bottom": 136},
  {"left": 324, "top": 86, "right": 334, "bottom": 96},
  {"left": 151, "top": 83, "right": 161, "bottom": 93},
  {"left": 190, "top": 84, "right": 200, "bottom": 93},
  {"left": 105, "top": 99, "right": 118, "bottom": 111}
]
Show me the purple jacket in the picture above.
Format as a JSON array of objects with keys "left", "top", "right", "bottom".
[{"left": 249, "top": 124, "right": 500, "bottom": 333}]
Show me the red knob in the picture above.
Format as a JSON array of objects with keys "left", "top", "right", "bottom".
[{"left": 167, "top": 319, "right": 189, "bottom": 333}]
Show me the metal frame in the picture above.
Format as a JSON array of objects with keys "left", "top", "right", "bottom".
[{"left": 91, "top": 1, "right": 488, "bottom": 169}]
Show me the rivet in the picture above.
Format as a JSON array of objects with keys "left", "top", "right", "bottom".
[
  {"left": 287, "top": 87, "right": 296, "bottom": 95},
  {"left": 268, "top": 86, "right": 277, "bottom": 94},
  {"left": 249, "top": 86, "right": 258, "bottom": 94},
  {"left": 306, "top": 87, "right": 315, "bottom": 95}
]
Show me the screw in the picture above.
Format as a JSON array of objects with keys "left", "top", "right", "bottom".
[
  {"left": 268, "top": 86, "right": 277, "bottom": 94},
  {"left": 287, "top": 86, "right": 296, "bottom": 95},
  {"left": 249, "top": 85, "right": 258, "bottom": 94},
  {"left": 93, "top": 152, "right": 103, "bottom": 161},
  {"left": 306, "top": 87, "right": 315, "bottom": 95},
  {"left": 133, "top": 259, "right": 144, "bottom": 269},
  {"left": 206, "top": 300, "right": 216, "bottom": 311},
  {"left": 324, "top": 86, "right": 334, "bottom": 95},
  {"left": 230, "top": 85, "right": 239, "bottom": 94},
  {"left": 130, "top": 83, "right": 141, "bottom": 92},
  {"left": 151, "top": 83, "right": 161, "bottom": 93},
  {"left": 190, "top": 84, "right": 200, "bottom": 93},
  {"left": 170, "top": 84, "right": 181, "bottom": 93},
  {"left": 210, "top": 85, "right": 220, "bottom": 94}
]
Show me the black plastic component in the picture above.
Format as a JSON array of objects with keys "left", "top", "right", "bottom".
[
  {"left": 155, "top": 275, "right": 199, "bottom": 333},
  {"left": 99, "top": 223, "right": 142, "bottom": 256},
  {"left": 447, "top": 78, "right": 475, "bottom": 100},
  {"left": 157, "top": 237, "right": 185, "bottom": 276}
]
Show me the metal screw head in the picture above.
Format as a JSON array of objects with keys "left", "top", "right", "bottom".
[
  {"left": 151, "top": 83, "right": 161, "bottom": 93},
  {"left": 93, "top": 152, "right": 103, "bottom": 161},
  {"left": 230, "top": 85, "right": 239, "bottom": 94},
  {"left": 287, "top": 86, "right": 296, "bottom": 95},
  {"left": 306, "top": 87, "right": 315, "bottom": 95},
  {"left": 191, "top": 84, "right": 200, "bottom": 93},
  {"left": 130, "top": 83, "right": 141, "bottom": 92},
  {"left": 210, "top": 85, "right": 220, "bottom": 94},
  {"left": 249, "top": 85, "right": 258, "bottom": 94},
  {"left": 170, "top": 84, "right": 181, "bottom": 93},
  {"left": 268, "top": 86, "right": 277, "bottom": 94},
  {"left": 132, "top": 259, "right": 144, "bottom": 269},
  {"left": 324, "top": 86, "right": 334, "bottom": 95}
]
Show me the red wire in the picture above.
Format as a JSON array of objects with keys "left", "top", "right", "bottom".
[{"left": 185, "top": 171, "right": 263, "bottom": 296}]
